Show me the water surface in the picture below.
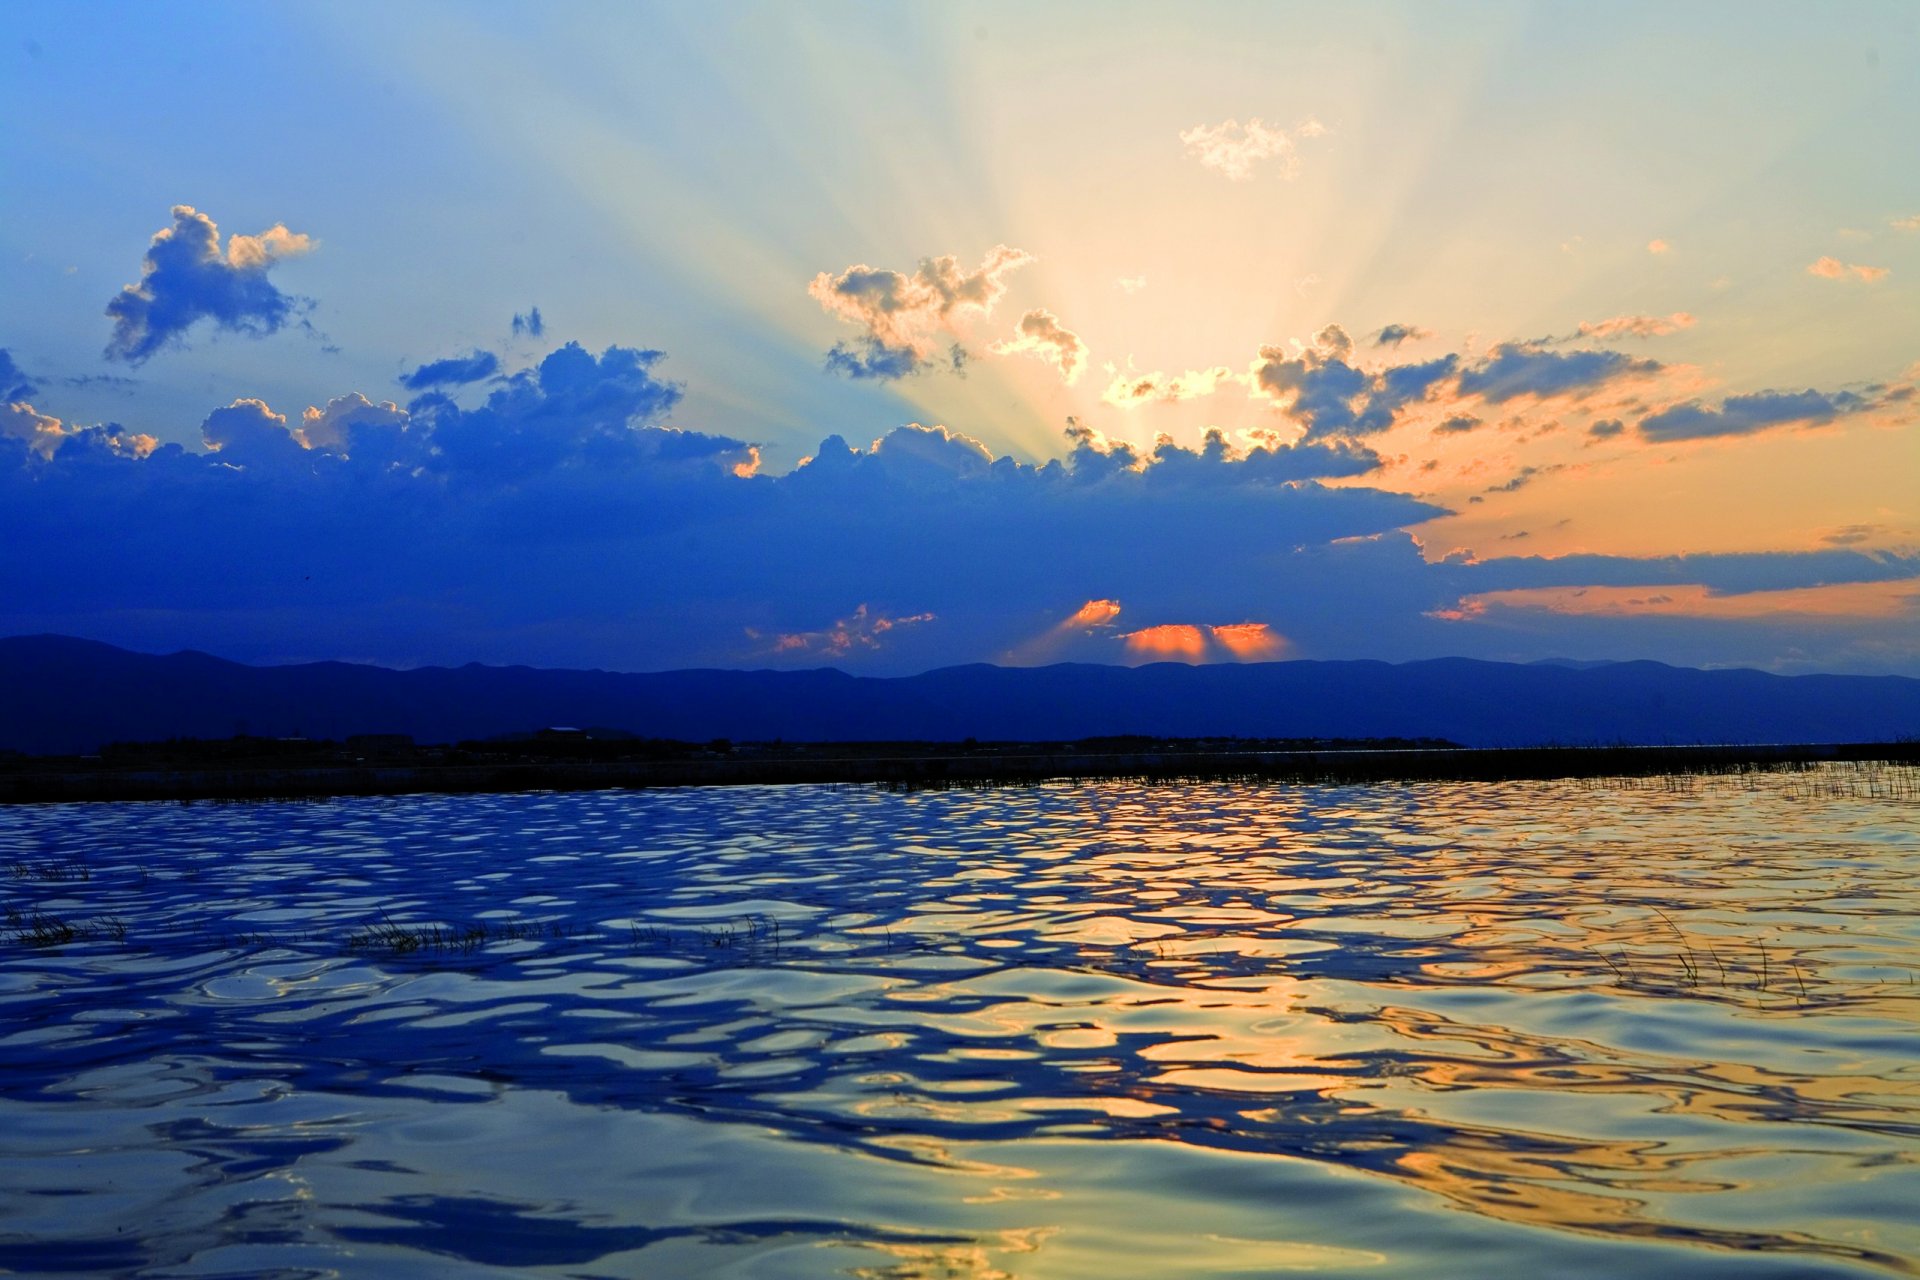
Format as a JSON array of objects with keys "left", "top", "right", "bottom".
[{"left": 3, "top": 765, "right": 1918, "bottom": 1277}]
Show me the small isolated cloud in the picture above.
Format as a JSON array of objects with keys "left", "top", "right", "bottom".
[
  {"left": 399, "top": 350, "right": 501, "bottom": 391},
  {"left": 1576, "top": 312, "right": 1696, "bottom": 341},
  {"left": 105, "top": 205, "right": 315, "bottom": 364},
  {"left": 992, "top": 308, "right": 1088, "bottom": 383},
  {"left": 1890, "top": 214, "right": 1920, "bottom": 232},
  {"left": 1822, "top": 523, "right": 1884, "bottom": 547},
  {"left": 1587, "top": 418, "right": 1626, "bottom": 440},
  {"left": 1180, "top": 116, "right": 1321, "bottom": 181},
  {"left": 1807, "top": 257, "right": 1889, "bottom": 283},
  {"left": 1434, "top": 414, "right": 1481, "bottom": 435},
  {"left": 1117, "top": 276, "right": 1148, "bottom": 295},
  {"left": 1066, "top": 599, "right": 1123, "bottom": 628},
  {"left": 1295, "top": 273, "right": 1321, "bottom": 295},
  {"left": 809, "top": 246, "right": 1033, "bottom": 380},
  {"left": 769, "top": 604, "right": 935, "bottom": 659},
  {"left": 1639, "top": 387, "right": 1871, "bottom": 442},
  {"left": 1374, "top": 323, "right": 1432, "bottom": 348},
  {"left": 511, "top": 306, "right": 545, "bottom": 338},
  {"left": 1647, "top": 239, "right": 1672, "bottom": 255},
  {"left": 0, "top": 349, "right": 38, "bottom": 403},
  {"left": 1102, "top": 363, "right": 1235, "bottom": 408}
]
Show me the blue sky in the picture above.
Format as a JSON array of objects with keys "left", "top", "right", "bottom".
[{"left": 3, "top": 2, "right": 1917, "bottom": 673}]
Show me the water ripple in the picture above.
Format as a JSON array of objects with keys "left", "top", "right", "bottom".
[{"left": 2, "top": 764, "right": 1917, "bottom": 1277}]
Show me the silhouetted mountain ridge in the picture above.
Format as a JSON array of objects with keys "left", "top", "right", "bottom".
[{"left": 2, "top": 634, "right": 1916, "bottom": 755}]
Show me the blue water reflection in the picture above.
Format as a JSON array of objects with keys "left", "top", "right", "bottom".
[{"left": 2, "top": 765, "right": 1917, "bottom": 1276}]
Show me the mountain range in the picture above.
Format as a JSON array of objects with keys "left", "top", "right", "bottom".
[{"left": 3, "top": 634, "right": 1917, "bottom": 756}]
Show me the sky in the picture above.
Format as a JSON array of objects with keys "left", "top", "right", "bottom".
[{"left": 3, "top": 1, "right": 1917, "bottom": 676}]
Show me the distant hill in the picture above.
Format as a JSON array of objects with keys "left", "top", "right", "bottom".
[{"left": 2, "top": 634, "right": 1917, "bottom": 755}]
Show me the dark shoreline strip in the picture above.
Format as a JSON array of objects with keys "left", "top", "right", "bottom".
[{"left": 2, "top": 741, "right": 1915, "bottom": 805}]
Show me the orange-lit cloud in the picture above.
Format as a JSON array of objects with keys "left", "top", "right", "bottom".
[
  {"left": 1210, "top": 621, "right": 1286, "bottom": 659},
  {"left": 1646, "top": 238, "right": 1672, "bottom": 254},
  {"left": 1005, "top": 597, "right": 1125, "bottom": 664},
  {"left": 225, "top": 223, "right": 314, "bottom": 270},
  {"left": 1807, "top": 256, "right": 1889, "bottom": 283},
  {"left": 1122, "top": 623, "right": 1209, "bottom": 659},
  {"left": 1576, "top": 312, "right": 1695, "bottom": 340},
  {"left": 1066, "top": 598, "right": 1123, "bottom": 627},
  {"left": 1432, "top": 577, "right": 1920, "bottom": 623},
  {"left": 3, "top": 402, "right": 155, "bottom": 460},
  {"left": 1119, "top": 620, "right": 1290, "bottom": 663},
  {"left": 992, "top": 308, "right": 1087, "bottom": 383}
]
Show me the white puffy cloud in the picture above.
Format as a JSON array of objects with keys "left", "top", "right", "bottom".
[{"left": 1179, "top": 116, "right": 1322, "bottom": 181}]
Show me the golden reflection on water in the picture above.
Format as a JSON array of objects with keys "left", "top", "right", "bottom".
[{"left": 1, "top": 762, "right": 1917, "bottom": 1276}]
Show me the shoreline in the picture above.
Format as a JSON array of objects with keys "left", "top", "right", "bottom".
[{"left": 3, "top": 740, "right": 1915, "bottom": 805}]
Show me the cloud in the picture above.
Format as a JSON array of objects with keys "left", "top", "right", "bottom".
[
  {"left": 11, "top": 327, "right": 1919, "bottom": 678},
  {"left": 1065, "top": 599, "right": 1123, "bottom": 628},
  {"left": 765, "top": 604, "right": 937, "bottom": 658},
  {"left": 0, "top": 349, "right": 38, "bottom": 403},
  {"left": 105, "top": 205, "right": 315, "bottom": 364},
  {"left": 200, "top": 398, "right": 309, "bottom": 472},
  {"left": 1893, "top": 214, "right": 1920, "bottom": 232},
  {"left": 1638, "top": 387, "right": 1871, "bottom": 442},
  {"left": 1647, "top": 239, "right": 1671, "bottom": 254},
  {"left": 1374, "top": 324, "right": 1432, "bottom": 348},
  {"left": 1587, "top": 418, "right": 1625, "bottom": 440},
  {"left": 1455, "top": 344, "right": 1658, "bottom": 403},
  {"left": 1807, "top": 257, "right": 1889, "bottom": 283},
  {"left": 1209, "top": 622, "right": 1286, "bottom": 659},
  {"left": 1119, "top": 620, "right": 1288, "bottom": 663},
  {"left": 809, "top": 246, "right": 1033, "bottom": 379},
  {"left": 1, "top": 403, "right": 154, "bottom": 461},
  {"left": 1116, "top": 276, "right": 1148, "bottom": 295},
  {"left": 1251, "top": 326, "right": 1458, "bottom": 440},
  {"left": 511, "top": 306, "right": 545, "bottom": 338},
  {"left": 1121, "top": 623, "right": 1209, "bottom": 660},
  {"left": 399, "top": 350, "right": 501, "bottom": 391},
  {"left": 1179, "top": 117, "right": 1321, "bottom": 181},
  {"left": 2, "top": 402, "right": 71, "bottom": 460},
  {"left": 1102, "top": 364, "right": 1235, "bottom": 408},
  {"left": 298, "top": 392, "right": 409, "bottom": 453},
  {"left": 992, "top": 308, "right": 1088, "bottom": 383},
  {"left": 1434, "top": 414, "right": 1481, "bottom": 435},
  {"left": 1575, "top": 312, "right": 1695, "bottom": 341},
  {"left": 1436, "top": 579, "right": 1920, "bottom": 623}
]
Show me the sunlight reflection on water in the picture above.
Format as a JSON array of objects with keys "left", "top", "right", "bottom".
[{"left": 2, "top": 764, "right": 1917, "bottom": 1277}]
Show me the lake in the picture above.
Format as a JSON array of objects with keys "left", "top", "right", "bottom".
[{"left": 2, "top": 764, "right": 1917, "bottom": 1277}]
